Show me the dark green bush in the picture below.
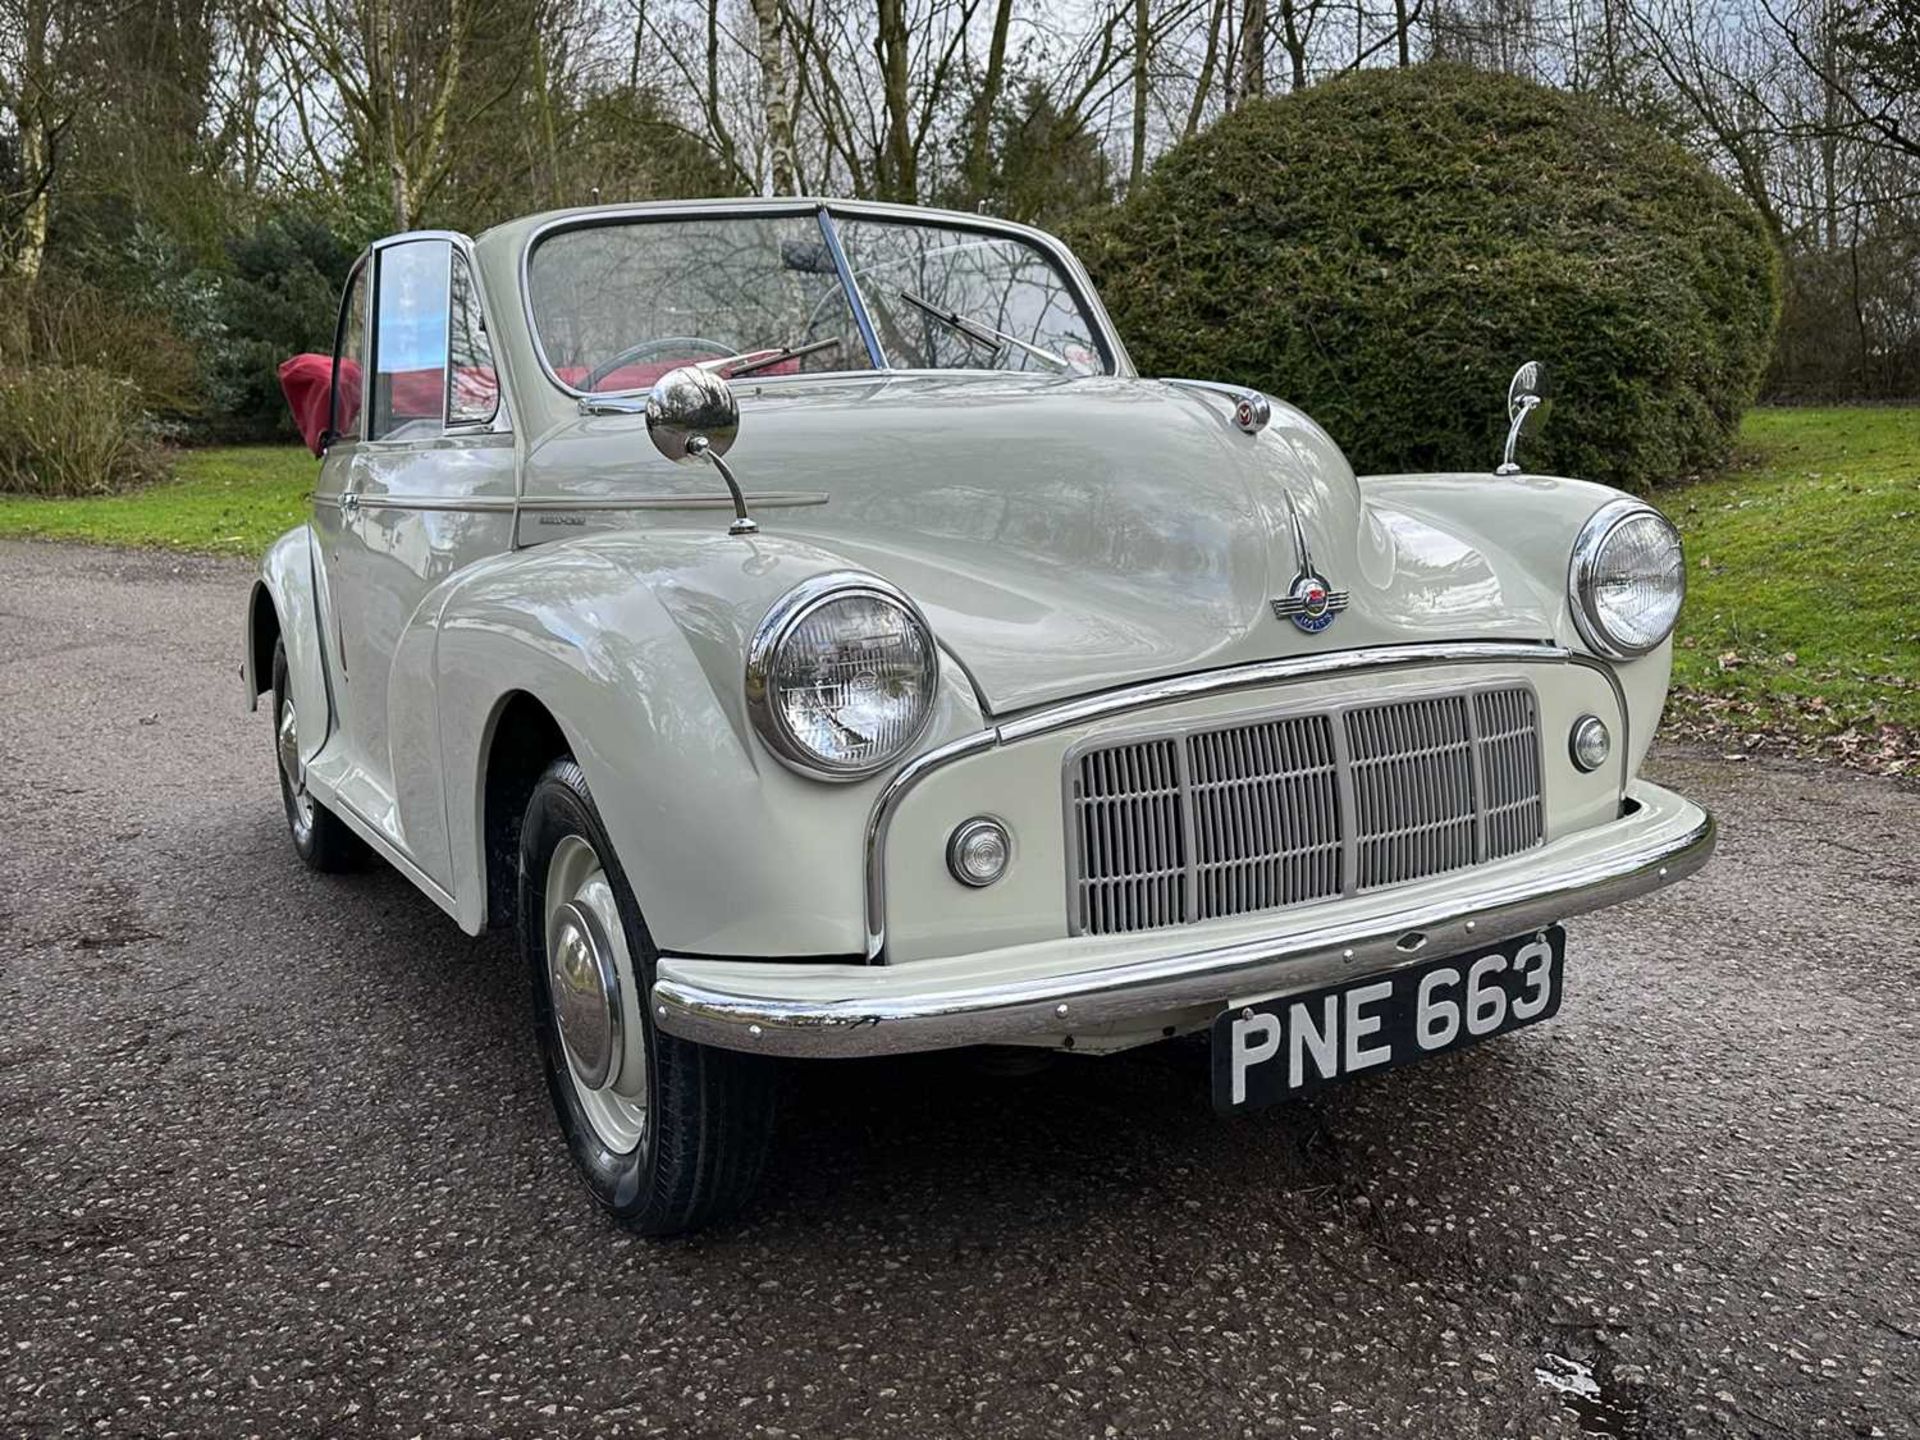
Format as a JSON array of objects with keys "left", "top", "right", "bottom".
[
  {"left": 202, "top": 215, "right": 359, "bottom": 442},
  {"left": 1073, "top": 63, "right": 1781, "bottom": 488},
  {"left": 0, "top": 365, "right": 169, "bottom": 496}
]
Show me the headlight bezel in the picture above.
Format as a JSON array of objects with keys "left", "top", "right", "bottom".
[
  {"left": 1568, "top": 498, "right": 1686, "bottom": 660},
  {"left": 745, "top": 571, "right": 940, "bottom": 782}
]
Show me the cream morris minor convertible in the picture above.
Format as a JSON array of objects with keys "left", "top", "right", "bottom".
[{"left": 245, "top": 198, "right": 1713, "bottom": 1234}]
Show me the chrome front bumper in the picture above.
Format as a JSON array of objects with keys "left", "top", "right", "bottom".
[{"left": 651, "top": 779, "right": 1714, "bottom": 1058}]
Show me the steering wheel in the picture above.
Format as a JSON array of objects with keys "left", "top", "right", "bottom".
[{"left": 581, "top": 336, "right": 734, "bottom": 391}]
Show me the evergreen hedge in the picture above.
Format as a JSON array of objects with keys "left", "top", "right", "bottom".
[{"left": 1073, "top": 63, "right": 1781, "bottom": 488}]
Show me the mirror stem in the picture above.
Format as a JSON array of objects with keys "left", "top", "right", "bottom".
[
  {"left": 1496, "top": 395, "right": 1541, "bottom": 477},
  {"left": 687, "top": 434, "right": 758, "bottom": 535}
]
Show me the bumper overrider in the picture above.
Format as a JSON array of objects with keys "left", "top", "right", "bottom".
[{"left": 652, "top": 779, "right": 1714, "bottom": 1058}]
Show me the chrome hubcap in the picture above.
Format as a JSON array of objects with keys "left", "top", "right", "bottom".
[
  {"left": 277, "top": 694, "right": 314, "bottom": 837},
  {"left": 544, "top": 835, "right": 649, "bottom": 1154},
  {"left": 547, "top": 900, "right": 621, "bottom": 1090}
]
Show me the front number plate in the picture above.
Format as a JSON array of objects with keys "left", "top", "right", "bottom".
[{"left": 1211, "top": 926, "right": 1566, "bottom": 1112}]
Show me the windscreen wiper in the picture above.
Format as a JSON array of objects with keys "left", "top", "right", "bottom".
[
  {"left": 702, "top": 336, "right": 843, "bottom": 379},
  {"left": 896, "top": 289, "right": 1070, "bottom": 372}
]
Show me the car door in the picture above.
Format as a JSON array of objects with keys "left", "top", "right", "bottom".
[{"left": 319, "top": 232, "right": 515, "bottom": 886}]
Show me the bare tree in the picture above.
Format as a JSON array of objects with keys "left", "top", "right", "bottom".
[
  {"left": 0, "top": 0, "right": 85, "bottom": 289},
  {"left": 273, "top": 0, "right": 507, "bottom": 230},
  {"left": 750, "top": 0, "right": 794, "bottom": 191}
]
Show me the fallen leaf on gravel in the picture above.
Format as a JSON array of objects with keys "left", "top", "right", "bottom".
[{"left": 1664, "top": 692, "right": 1917, "bottom": 777}]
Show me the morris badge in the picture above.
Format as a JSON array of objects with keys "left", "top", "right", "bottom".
[{"left": 1272, "top": 494, "right": 1349, "bottom": 633}]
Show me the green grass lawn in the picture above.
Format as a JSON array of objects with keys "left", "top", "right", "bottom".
[
  {"left": 1665, "top": 406, "right": 1919, "bottom": 763},
  {"left": 0, "top": 445, "right": 316, "bottom": 554}
]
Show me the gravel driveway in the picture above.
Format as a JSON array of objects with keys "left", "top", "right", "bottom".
[{"left": 1, "top": 539, "right": 1915, "bottom": 1439}]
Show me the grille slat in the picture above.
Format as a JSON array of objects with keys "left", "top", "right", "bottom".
[
  {"left": 1070, "top": 685, "right": 1547, "bottom": 936},
  {"left": 1072, "top": 738, "right": 1186, "bottom": 935},
  {"left": 1345, "top": 694, "right": 1479, "bottom": 891},
  {"left": 1475, "top": 687, "right": 1544, "bottom": 860}
]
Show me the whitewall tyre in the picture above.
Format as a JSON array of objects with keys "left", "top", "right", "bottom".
[{"left": 518, "top": 757, "right": 777, "bottom": 1235}]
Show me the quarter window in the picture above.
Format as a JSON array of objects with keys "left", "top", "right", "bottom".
[
  {"left": 448, "top": 251, "right": 499, "bottom": 426},
  {"left": 331, "top": 262, "right": 369, "bottom": 442},
  {"left": 371, "top": 239, "right": 452, "bottom": 441}
]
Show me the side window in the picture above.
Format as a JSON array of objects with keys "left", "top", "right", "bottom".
[
  {"left": 370, "top": 239, "right": 451, "bottom": 441},
  {"left": 331, "top": 262, "right": 368, "bottom": 442},
  {"left": 448, "top": 251, "right": 498, "bottom": 427}
]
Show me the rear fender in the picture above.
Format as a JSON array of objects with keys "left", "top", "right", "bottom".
[{"left": 246, "top": 525, "right": 333, "bottom": 770}]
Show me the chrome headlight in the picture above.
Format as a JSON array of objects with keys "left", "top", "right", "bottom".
[
  {"left": 1569, "top": 499, "right": 1685, "bottom": 659},
  {"left": 746, "top": 573, "right": 939, "bottom": 779}
]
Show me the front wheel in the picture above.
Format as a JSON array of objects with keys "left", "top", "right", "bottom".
[{"left": 519, "top": 757, "right": 776, "bottom": 1235}]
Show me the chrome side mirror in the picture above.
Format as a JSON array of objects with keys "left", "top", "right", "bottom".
[
  {"left": 645, "top": 365, "right": 756, "bottom": 535},
  {"left": 1496, "top": 360, "right": 1549, "bottom": 476}
]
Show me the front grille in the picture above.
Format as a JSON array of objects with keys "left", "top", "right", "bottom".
[
  {"left": 1346, "top": 695, "right": 1479, "bottom": 890},
  {"left": 1188, "top": 715, "right": 1342, "bottom": 921},
  {"left": 1068, "top": 686, "right": 1545, "bottom": 936}
]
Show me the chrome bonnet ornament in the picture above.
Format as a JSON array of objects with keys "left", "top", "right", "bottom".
[
  {"left": 1272, "top": 494, "right": 1349, "bottom": 633},
  {"left": 644, "top": 365, "right": 757, "bottom": 535},
  {"left": 1497, "top": 360, "right": 1549, "bottom": 477}
]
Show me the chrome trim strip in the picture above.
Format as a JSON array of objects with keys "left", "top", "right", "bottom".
[
  {"left": 346, "top": 494, "right": 517, "bottom": 513},
  {"left": 519, "top": 491, "right": 829, "bottom": 513},
  {"left": 314, "top": 491, "right": 829, "bottom": 516},
  {"left": 661, "top": 797, "right": 1716, "bottom": 1057},
  {"left": 864, "top": 730, "right": 999, "bottom": 957},
  {"left": 1567, "top": 651, "right": 1632, "bottom": 795},
  {"left": 861, "top": 640, "right": 1572, "bottom": 960},
  {"left": 816, "top": 207, "right": 885, "bottom": 370},
  {"left": 995, "top": 642, "right": 1569, "bottom": 743}
]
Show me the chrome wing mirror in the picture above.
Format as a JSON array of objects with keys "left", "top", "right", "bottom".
[
  {"left": 1496, "top": 360, "right": 1549, "bottom": 476},
  {"left": 645, "top": 365, "right": 757, "bottom": 535}
]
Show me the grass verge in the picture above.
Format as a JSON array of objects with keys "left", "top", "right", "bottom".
[
  {"left": 0, "top": 445, "right": 315, "bottom": 554},
  {"left": 1663, "top": 406, "right": 1918, "bottom": 774}
]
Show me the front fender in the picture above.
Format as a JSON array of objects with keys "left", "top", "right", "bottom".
[
  {"left": 434, "top": 531, "right": 984, "bottom": 957},
  {"left": 246, "top": 525, "right": 332, "bottom": 770},
  {"left": 1358, "top": 472, "right": 1674, "bottom": 777}
]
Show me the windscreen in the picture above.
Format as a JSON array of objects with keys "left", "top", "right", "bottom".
[
  {"left": 526, "top": 211, "right": 1109, "bottom": 391},
  {"left": 528, "top": 215, "right": 870, "bottom": 392}
]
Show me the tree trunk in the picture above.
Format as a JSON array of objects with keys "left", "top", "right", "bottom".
[
  {"left": 1278, "top": 0, "right": 1306, "bottom": 89},
  {"left": 751, "top": 0, "right": 797, "bottom": 194},
  {"left": 3, "top": 0, "right": 54, "bottom": 294},
  {"left": 1187, "top": 0, "right": 1226, "bottom": 134},
  {"left": 530, "top": 22, "right": 562, "bottom": 207},
  {"left": 1130, "top": 0, "right": 1150, "bottom": 188},
  {"left": 876, "top": 0, "right": 915, "bottom": 200},
  {"left": 964, "top": 0, "right": 1015, "bottom": 204},
  {"left": 1395, "top": 0, "right": 1411, "bottom": 65},
  {"left": 1242, "top": 0, "right": 1266, "bottom": 99},
  {"left": 8, "top": 114, "right": 50, "bottom": 288}
]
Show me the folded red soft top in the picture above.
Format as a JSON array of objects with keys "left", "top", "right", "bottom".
[{"left": 279, "top": 353, "right": 348, "bottom": 457}]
